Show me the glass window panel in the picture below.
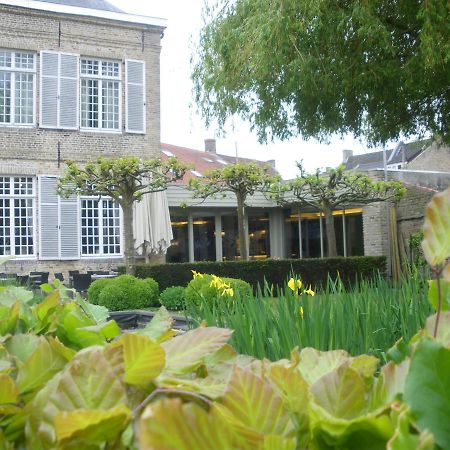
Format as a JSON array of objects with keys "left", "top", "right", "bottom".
[
  {"left": 101, "top": 80, "right": 119, "bottom": 129},
  {"left": 81, "top": 59, "right": 99, "bottom": 75},
  {"left": 248, "top": 212, "right": 270, "bottom": 260},
  {"left": 81, "top": 198, "right": 121, "bottom": 256},
  {"left": 0, "top": 72, "right": 12, "bottom": 124},
  {"left": 0, "top": 177, "right": 34, "bottom": 257},
  {"left": 81, "top": 79, "right": 99, "bottom": 128},
  {"left": 193, "top": 216, "right": 216, "bottom": 261},
  {"left": 15, "top": 52, "right": 34, "bottom": 70},
  {"left": 80, "top": 58, "right": 120, "bottom": 130},
  {"left": 221, "top": 214, "right": 240, "bottom": 261},
  {"left": 302, "top": 219, "right": 322, "bottom": 258},
  {"left": 0, "top": 51, "right": 12, "bottom": 68},
  {"left": 283, "top": 209, "right": 300, "bottom": 259},
  {"left": 14, "top": 73, "right": 33, "bottom": 124},
  {"left": 167, "top": 213, "right": 189, "bottom": 263},
  {"left": 345, "top": 213, "right": 364, "bottom": 256}
]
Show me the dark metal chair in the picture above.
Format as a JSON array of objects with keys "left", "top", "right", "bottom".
[
  {"left": 72, "top": 273, "right": 92, "bottom": 295},
  {"left": 54, "top": 272, "right": 64, "bottom": 282},
  {"left": 29, "top": 271, "right": 49, "bottom": 288},
  {"left": 16, "top": 275, "right": 29, "bottom": 286},
  {"left": 87, "top": 270, "right": 110, "bottom": 276}
]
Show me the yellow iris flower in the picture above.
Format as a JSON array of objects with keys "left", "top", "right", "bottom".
[
  {"left": 304, "top": 287, "right": 315, "bottom": 296},
  {"left": 288, "top": 278, "right": 302, "bottom": 295},
  {"left": 191, "top": 270, "right": 203, "bottom": 279}
]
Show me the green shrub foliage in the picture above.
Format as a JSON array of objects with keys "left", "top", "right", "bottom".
[
  {"left": 184, "top": 274, "right": 252, "bottom": 305},
  {"left": 119, "top": 256, "right": 386, "bottom": 290},
  {"left": 159, "top": 286, "right": 186, "bottom": 311},
  {"left": 95, "top": 275, "right": 159, "bottom": 311},
  {"left": 87, "top": 277, "right": 110, "bottom": 305}
]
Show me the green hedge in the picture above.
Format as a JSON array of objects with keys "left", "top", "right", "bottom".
[{"left": 120, "top": 256, "right": 386, "bottom": 291}]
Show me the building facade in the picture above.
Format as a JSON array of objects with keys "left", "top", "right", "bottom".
[
  {"left": 163, "top": 141, "right": 365, "bottom": 264},
  {"left": 0, "top": 0, "right": 165, "bottom": 274}
]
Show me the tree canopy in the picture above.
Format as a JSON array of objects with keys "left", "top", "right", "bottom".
[
  {"left": 278, "top": 164, "right": 406, "bottom": 256},
  {"left": 189, "top": 162, "right": 280, "bottom": 260},
  {"left": 58, "top": 156, "right": 188, "bottom": 274},
  {"left": 192, "top": 0, "right": 450, "bottom": 145}
]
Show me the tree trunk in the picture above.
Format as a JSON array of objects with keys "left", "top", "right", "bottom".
[
  {"left": 324, "top": 207, "right": 338, "bottom": 257},
  {"left": 121, "top": 201, "right": 136, "bottom": 275},
  {"left": 236, "top": 194, "right": 249, "bottom": 261}
]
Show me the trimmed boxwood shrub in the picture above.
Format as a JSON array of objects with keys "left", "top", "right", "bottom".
[
  {"left": 119, "top": 256, "right": 386, "bottom": 291},
  {"left": 184, "top": 275, "right": 252, "bottom": 305},
  {"left": 87, "top": 278, "right": 110, "bottom": 305},
  {"left": 159, "top": 286, "right": 186, "bottom": 311},
  {"left": 89, "top": 275, "right": 159, "bottom": 311}
]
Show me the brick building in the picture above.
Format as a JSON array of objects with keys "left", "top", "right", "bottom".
[{"left": 0, "top": 0, "right": 165, "bottom": 275}]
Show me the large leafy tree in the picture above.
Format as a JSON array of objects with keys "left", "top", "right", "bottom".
[
  {"left": 279, "top": 165, "right": 406, "bottom": 257},
  {"left": 192, "top": 0, "right": 450, "bottom": 144},
  {"left": 58, "top": 156, "right": 188, "bottom": 275},
  {"left": 188, "top": 162, "right": 280, "bottom": 260}
]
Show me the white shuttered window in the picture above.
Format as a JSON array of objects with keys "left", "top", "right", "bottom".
[
  {"left": 39, "top": 176, "right": 80, "bottom": 260},
  {"left": 80, "top": 58, "right": 121, "bottom": 131},
  {"left": 125, "top": 59, "right": 145, "bottom": 134},
  {"left": 40, "top": 51, "right": 79, "bottom": 129}
]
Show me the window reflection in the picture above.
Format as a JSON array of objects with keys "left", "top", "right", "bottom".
[
  {"left": 283, "top": 208, "right": 364, "bottom": 258},
  {"left": 193, "top": 216, "right": 216, "bottom": 261},
  {"left": 248, "top": 212, "right": 270, "bottom": 260},
  {"left": 167, "top": 213, "right": 189, "bottom": 263},
  {"left": 222, "top": 214, "right": 240, "bottom": 261}
]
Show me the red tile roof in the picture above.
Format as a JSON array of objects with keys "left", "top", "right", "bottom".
[{"left": 160, "top": 142, "right": 278, "bottom": 183}]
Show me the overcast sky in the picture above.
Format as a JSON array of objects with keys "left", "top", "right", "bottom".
[{"left": 110, "top": 0, "right": 381, "bottom": 179}]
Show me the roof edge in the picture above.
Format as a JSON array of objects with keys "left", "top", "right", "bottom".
[{"left": 0, "top": 0, "right": 167, "bottom": 28}]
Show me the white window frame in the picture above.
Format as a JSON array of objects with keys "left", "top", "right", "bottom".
[
  {"left": 80, "top": 196, "right": 123, "bottom": 258},
  {"left": 0, "top": 50, "right": 36, "bottom": 127},
  {"left": 79, "top": 57, "right": 122, "bottom": 133},
  {"left": 0, "top": 176, "right": 37, "bottom": 259}
]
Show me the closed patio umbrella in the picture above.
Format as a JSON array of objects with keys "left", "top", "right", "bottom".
[{"left": 133, "top": 190, "right": 173, "bottom": 260}]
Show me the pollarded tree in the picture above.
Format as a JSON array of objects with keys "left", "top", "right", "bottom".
[
  {"left": 58, "top": 156, "right": 189, "bottom": 275},
  {"left": 188, "top": 162, "right": 280, "bottom": 260},
  {"left": 192, "top": 0, "right": 450, "bottom": 144},
  {"left": 279, "top": 165, "right": 406, "bottom": 257}
]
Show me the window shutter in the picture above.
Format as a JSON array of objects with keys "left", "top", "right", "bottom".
[
  {"left": 60, "top": 194, "right": 80, "bottom": 260},
  {"left": 40, "top": 51, "right": 79, "bottom": 129},
  {"left": 39, "top": 176, "right": 59, "bottom": 260},
  {"left": 59, "top": 53, "right": 79, "bottom": 129},
  {"left": 39, "top": 177, "right": 80, "bottom": 260},
  {"left": 125, "top": 59, "right": 145, "bottom": 134},
  {"left": 40, "top": 52, "right": 59, "bottom": 128}
]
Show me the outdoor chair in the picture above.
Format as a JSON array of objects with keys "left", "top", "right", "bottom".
[
  {"left": 72, "top": 273, "right": 92, "bottom": 296},
  {"left": 54, "top": 272, "right": 64, "bottom": 282},
  {"left": 29, "top": 271, "right": 49, "bottom": 289},
  {"left": 87, "top": 270, "right": 110, "bottom": 276},
  {"left": 16, "top": 275, "right": 29, "bottom": 286}
]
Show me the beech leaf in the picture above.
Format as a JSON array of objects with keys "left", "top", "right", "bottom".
[
  {"left": 121, "top": 333, "right": 165, "bottom": 387},
  {"left": 162, "top": 327, "right": 232, "bottom": 374},
  {"left": 221, "top": 366, "right": 293, "bottom": 436},
  {"left": 404, "top": 339, "right": 450, "bottom": 449},
  {"left": 139, "top": 398, "right": 236, "bottom": 450},
  {"left": 421, "top": 186, "right": 450, "bottom": 266},
  {"left": 54, "top": 404, "right": 131, "bottom": 446}
]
